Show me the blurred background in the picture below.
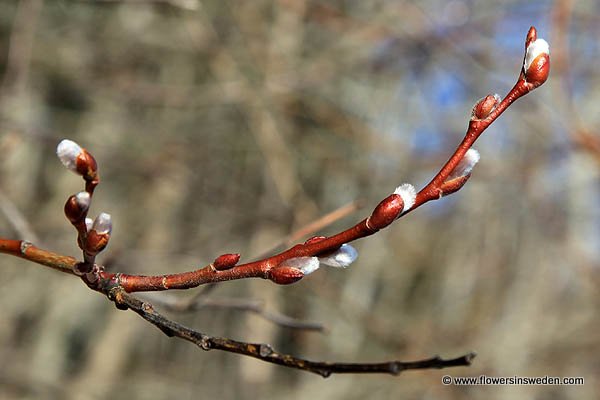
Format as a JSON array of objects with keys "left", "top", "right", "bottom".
[{"left": 0, "top": 0, "right": 598, "bottom": 399}]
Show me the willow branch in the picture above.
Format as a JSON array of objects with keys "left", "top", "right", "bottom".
[
  {"left": 103, "top": 28, "right": 548, "bottom": 293},
  {"left": 0, "top": 26, "right": 549, "bottom": 376}
]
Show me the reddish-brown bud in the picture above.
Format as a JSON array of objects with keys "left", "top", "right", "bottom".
[
  {"left": 524, "top": 52, "right": 550, "bottom": 88},
  {"left": 76, "top": 149, "right": 98, "bottom": 182},
  {"left": 212, "top": 253, "right": 241, "bottom": 271},
  {"left": 367, "top": 194, "right": 403, "bottom": 230},
  {"left": 471, "top": 94, "right": 501, "bottom": 121},
  {"left": 64, "top": 192, "right": 90, "bottom": 224},
  {"left": 269, "top": 266, "right": 304, "bottom": 285},
  {"left": 525, "top": 26, "right": 537, "bottom": 50},
  {"left": 439, "top": 174, "right": 471, "bottom": 197},
  {"left": 85, "top": 230, "right": 110, "bottom": 256},
  {"left": 523, "top": 27, "right": 549, "bottom": 89},
  {"left": 304, "top": 236, "right": 326, "bottom": 245}
]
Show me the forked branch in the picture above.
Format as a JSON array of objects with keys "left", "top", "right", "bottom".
[{"left": 0, "top": 27, "right": 549, "bottom": 376}]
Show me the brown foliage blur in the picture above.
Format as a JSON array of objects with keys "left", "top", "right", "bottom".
[{"left": 0, "top": 0, "right": 598, "bottom": 399}]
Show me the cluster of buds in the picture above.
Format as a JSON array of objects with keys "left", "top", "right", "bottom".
[
  {"left": 268, "top": 183, "right": 418, "bottom": 284},
  {"left": 245, "top": 30, "right": 550, "bottom": 286},
  {"left": 58, "top": 139, "right": 112, "bottom": 268},
  {"left": 269, "top": 243, "right": 359, "bottom": 284}
]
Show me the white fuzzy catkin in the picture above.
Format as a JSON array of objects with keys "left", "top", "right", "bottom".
[
  {"left": 283, "top": 257, "right": 320, "bottom": 275},
  {"left": 318, "top": 244, "right": 358, "bottom": 268},
  {"left": 92, "top": 212, "right": 112, "bottom": 235},
  {"left": 448, "top": 148, "right": 480, "bottom": 180},
  {"left": 56, "top": 139, "right": 83, "bottom": 171},
  {"left": 393, "top": 183, "right": 417, "bottom": 212},
  {"left": 524, "top": 38, "right": 550, "bottom": 73},
  {"left": 75, "top": 191, "right": 91, "bottom": 209}
]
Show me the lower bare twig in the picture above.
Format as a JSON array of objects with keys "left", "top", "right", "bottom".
[{"left": 110, "top": 287, "right": 475, "bottom": 377}]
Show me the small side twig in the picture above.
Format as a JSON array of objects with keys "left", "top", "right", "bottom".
[
  {"left": 256, "top": 199, "right": 364, "bottom": 258},
  {"left": 0, "top": 188, "right": 40, "bottom": 243},
  {"left": 111, "top": 287, "right": 475, "bottom": 377},
  {"left": 144, "top": 293, "right": 326, "bottom": 332}
]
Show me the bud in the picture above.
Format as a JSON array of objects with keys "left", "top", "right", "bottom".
[
  {"left": 76, "top": 149, "right": 99, "bottom": 182},
  {"left": 447, "top": 148, "right": 480, "bottom": 181},
  {"left": 85, "top": 217, "right": 93, "bottom": 232},
  {"left": 91, "top": 212, "right": 112, "bottom": 235},
  {"left": 471, "top": 94, "right": 501, "bottom": 121},
  {"left": 439, "top": 174, "right": 471, "bottom": 197},
  {"left": 318, "top": 244, "right": 357, "bottom": 268},
  {"left": 57, "top": 139, "right": 83, "bottom": 172},
  {"left": 85, "top": 229, "right": 110, "bottom": 255},
  {"left": 525, "top": 25, "right": 537, "bottom": 49},
  {"left": 64, "top": 191, "right": 90, "bottom": 224},
  {"left": 269, "top": 266, "right": 305, "bottom": 285},
  {"left": 523, "top": 28, "right": 549, "bottom": 88},
  {"left": 367, "top": 194, "right": 403, "bottom": 230},
  {"left": 212, "top": 253, "right": 241, "bottom": 271},
  {"left": 56, "top": 139, "right": 99, "bottom": 183},
  {"left": 393, "top": 183, "right": 417, "bottom": 213}
]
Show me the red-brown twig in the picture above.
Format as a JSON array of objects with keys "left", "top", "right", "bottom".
[
  {"left": 0, "top": 26, "right": 549, "bottom": 376},
  {"left": 0, "top": 239, "right": 77, "bottom": 275}
]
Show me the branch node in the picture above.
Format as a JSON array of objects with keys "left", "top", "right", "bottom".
[
  {"left": 107, "top": 287, "right": 129, "bottom": 310},
  {"left": 319, "top": 370, "right": 332, "bottom": 378},
  {"left": 19, "top": 240, "right": 31, "bottom": 254},
  {"left": 259, "top": 343, "right": 273, "bottom": 357},
  {"left": 199, "top": 337, "right": 211, "bottom": 351},
  {"left": 73, "top": 262, "right": 92, "bottom": 275}
]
